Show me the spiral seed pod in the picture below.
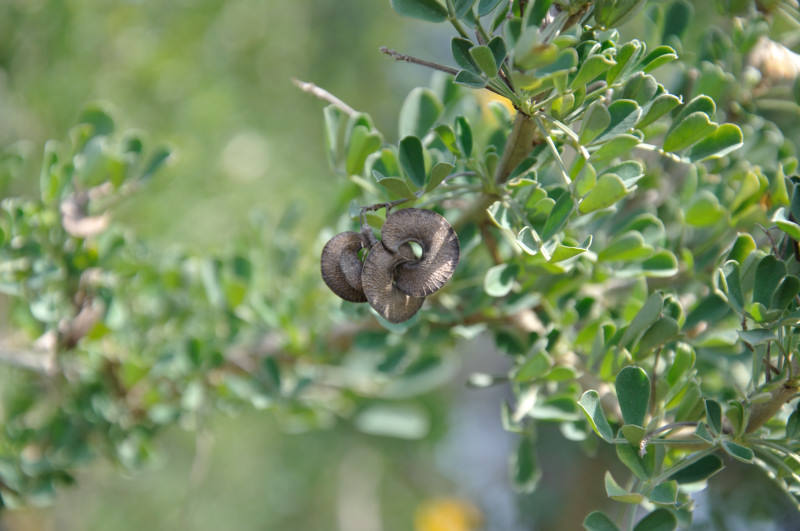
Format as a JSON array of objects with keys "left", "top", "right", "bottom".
[
  {"left": 380, "top": 208, "right": 460, "bottom": 297},
  {"left": 320, "top": 231, "right": 367, "bottom": 303},
  {"left": 361, "top": 242, "right": 425, "bottom": 323}
]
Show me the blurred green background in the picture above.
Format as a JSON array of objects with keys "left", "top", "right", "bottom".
[{"left": 1, "top": 1, "right": 798, "bottom": 530}]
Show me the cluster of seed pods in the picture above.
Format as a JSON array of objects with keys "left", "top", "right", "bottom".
[{"left": 321, "top": 208, "right": 460, "bottom": 323}]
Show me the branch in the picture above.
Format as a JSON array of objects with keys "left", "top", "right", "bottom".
[{"left": 292, "top": 78, "right": 357, "bottom": 117}]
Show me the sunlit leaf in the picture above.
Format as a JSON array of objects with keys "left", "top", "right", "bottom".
[{"left": 578, "top": 390, "right": 614, "bottom": 442}]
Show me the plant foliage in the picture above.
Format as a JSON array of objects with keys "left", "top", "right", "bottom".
[{"left": 2, "top": 0, "right": 800, "bottom": 528}]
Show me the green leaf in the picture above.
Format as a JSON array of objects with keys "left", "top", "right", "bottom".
[
  {"left": 487, "top": 200, "right": 513, "bottom": 230},
  {"left": 721, "top": 440, "right": 754, "bottom": 463},
  {"left": 726, "top": 401, "right": 745, "bottom": 436},
  {"left": 484, "top": 263, "right": 519, "bottom": 297},
  {"left": 685, "top": 190, "right": 725, "bottom": 227},
  {"left": 578, "top": 390, "right": 614, "bottom": 442},
  {"left": 621, "top": 424, "right": 647, "bottom": 446},
  {"left": 621, "top": 73, "right": 658, "bottom": 106},
  {"left": 455, "top": 115, "right": 473, "bottom": 156},
  {"left": 753, "top": 255, "right": 786, "bottom": 307},
  {"left": 673, "top": 95, "right": 716, "bottom": 125},
  {"left": 452, "top": 37, "right": 480, "bottom": 73},
  {"left": 435, "top": 123, "right": 458, "bottom": 154},
  {"left": 604, "top": 471, "right": 645, "bottom": 503},
  {"left": 515, "top": 350, "right": 553, "bottom": 381},
  {"left": 666, "top": 343, "right": 695, "bottom": 387},
  {"left": 426, "top": 162, "right": 454, "bottom": 192},
  {"left": 598, "top": 232, "right": 653, "bottom": 262},
  {"left": 617, "top": 441, "right": 654, "bottom": 480},
  {"left": 579, "top": 101, "right": 612, "bottom": 145},
  {"left": 391, "top": 0, "right": 448, "bottom": 22},
  {"left": 669, "top": 454, "right": 724, "bottom": 483},
  {"left": 595, "top": 99, "right": 641, "bottom": 143},
  {"left": 571, "top": 54, "right": 616, "bottom": 89},
  {"left": 640, "top": 251, "right": 679, "bottom": 278},
  {"left": 637, "top": 93, "right": 681, "bottom": 128},
  {"left": 488, "top": 36, "right": 508, "bottom": 68},
  {"left": 695, "top": 422, "right": 716, "bottom": 444},
  {"left": 550, "top": 241, "right": 589, "bottom": 263},
  {"left": 648, "top": 481, "right": 678, "bottom": 505},
  {"left": 79, "top": 103, "right": 115, "bottom": 136},
  {"left": 590, "top": 134, "right": 641, "bottom": 163},
  {"left": 728, "top": 234, "right": 756, "bottom": 264},
  {"left": 398, "top": 136, "right": 426, "bottom": 188},
  {"left": 345, "top": 125, "right": 381, "bottom": 175},
  {"left": 662, "top": 0, "right": 692, "bottom": 41},
  {"left": 616, "top": 366, "right": 650, "bottom": 426},
  {"left": 787, "top": 409, "right": 800, "bottom": 439},
  {"left": 579, "top": 173, "right": 628, "bottom": 214},
  {"left": 535, "top": 48, "right": 578, "bottom": 76},
  {"left": 663, "top": 112, "right": 718, "bottom": 152},
  {"left": 621, "top": 292, "right": 663, "bottom": 347},
  {"left": 689, "top": 124, "right": 742, "bottom": 162},
  {"left": 705, "top": 399, "right": 723, "bottom": 434},
  {"left": 478, "top": 0, "right": 504, "bottom": 16},
  {"left": 470, "top": 45, "right": 499, "bottom": 78},
  {"left": 511, "top": 435, "right": 541, "bottom": 493},
  {"left": 584, "top": 511, "right": 621, "bottom": 531},
  {"left": 633, "top": 508, "right": 677, "bottom": 531},
  {"left": 737, "top": 329, "right": 776, "bottom": 348},
  {"left": 775, "top": 219, "right": 800, "bottom": 241},
  {"left": 773, "top": 275, "right": 800, "bottom": 310},
  {"left": 453, "top": 0, "right": 476, "bottom": 17},
  {"left": 454, "top": 69, "right": 487, "bottom": 88},
  {"left": 399, "top": 88, "right": 443, "bottom": 139},
  {"left": 524, "top": 0, "right": 552, "bottom": 27},
  {"left": 607, "top": 40, "right": 645, "bottom": 84},
  {"left": 636, "top": 317, "right": 680, "bottom": 358},
  {"left": 542, "top": 190, "right": 574, "bottom": 240},
  {"left": 595, "top": 0, "right": 646, "bottom": 29},
  {"left": 516, "top": 226, "right": 540, "bottom": 255},
  {"left": 640, "top": 46, "right": 678, "bottom": 73},
  {"left": 373, "top": 170, "right": 417, "bottom": 198}
]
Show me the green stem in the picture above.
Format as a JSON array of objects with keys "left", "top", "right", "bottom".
[{"left": 533, "top": 114, "right": 573, "bottom": 189}]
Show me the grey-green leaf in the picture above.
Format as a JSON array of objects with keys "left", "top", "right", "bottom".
[
  {"left": 686, "top": 123, "right": 743, "bottom": 162},
  {"left": 579, "top": 173, "right": 628, "bottom": 214},
  {"left": 633, "top": 508, "right": 677, "bottom": 531},
  {"left": 579, "top": 101, "right": 612, "bottom": 145},
  {"left": 470, "top": 44, "right": 499, "bottom": 78},
  {"left": 399, "top": 88, "right": 443, "bottom": 139},
  {"left": 391, "top": 0, "right": 448, "bottom": 22},
  {"left": 398, "top": 135, "right": 426, "bottom": 188},
  {"left": 663, "top": 112, "right": 718, "bottom": 152},
  {"left": 484, "top": 263, "right": 519, "bottom": 297},
  {"left": 584, "top": 511, "right": 621, "bottom": 531},
  {"left": 616, "top": 366, "right": 650, "bottom": 427},
  {"left": 578, "top": 390, "right": 614, "bottom": 442}
]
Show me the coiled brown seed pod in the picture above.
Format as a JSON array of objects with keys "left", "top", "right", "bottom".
[
  {"left": 320, "top": 231, "right": 367, "bottom": 303},
  {"left": 361, "top": 241, "right": 425, "bottom": 323},
  {"left": 380, "top": 208, "right": 460, "bottom": 297}
]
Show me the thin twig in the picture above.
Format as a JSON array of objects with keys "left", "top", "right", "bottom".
[
  {"left": 379, "top": 47, "right": 459, "bottom": 76},
  {"left": 291, "top": 78, "right": 357, "bottom": 116},
  {"left": 379, "top": 47, "right": 507, "bottom": 98}
]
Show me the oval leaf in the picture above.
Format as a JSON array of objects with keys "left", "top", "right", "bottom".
[
  {"left": 616, "top": 366, "right": 651, "bottom": 427},
  {"left": 391, "top": 0, "right": 448, "bottom": 22},
  {"left": 663, "top": 112, "right": 718, "bottom": 152},
  {"left": 579, "top": 173, "right": 628, "bottom": 214},
  {"left": 578, "top": 390, "right": 614, "bottom": 442}
]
